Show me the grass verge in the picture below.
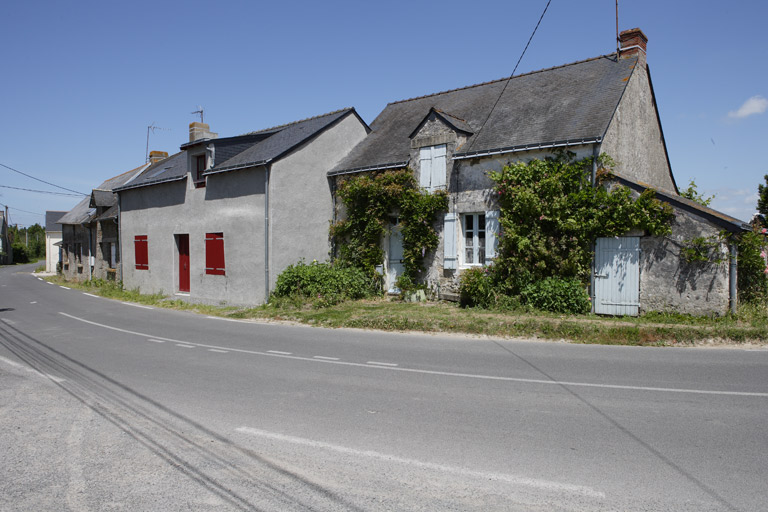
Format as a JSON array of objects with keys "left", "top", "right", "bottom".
[{"left": 45, "top": 275, "right": 768, "bottom": 347}]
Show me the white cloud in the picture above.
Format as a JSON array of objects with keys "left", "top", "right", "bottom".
[{"left": 728, "top": 95, "right": 768, "bottom": 119}]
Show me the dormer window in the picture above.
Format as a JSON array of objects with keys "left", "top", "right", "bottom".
[
  {"left": 419, "top": 144, "right": 447, "bottom": 192},
  {"left": 194, "top": 154, "right": 206, "bottom": 188}
]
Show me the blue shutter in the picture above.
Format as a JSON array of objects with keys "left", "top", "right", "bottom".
[
  {"left": 485, "top": 210, "right": 499, "bottom": 264},
  {"left": 444, "top": 213, "right": 457, "bottom": 269},
  {"left": 419, "top": 147, "right": 432, "bottom": 189}
]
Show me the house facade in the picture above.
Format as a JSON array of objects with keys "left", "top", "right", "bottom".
[
  {"left": 44, "top": 211, "right": 67, "bottom": 272},
  {"left": 58, "top": 163, "right": 149, "bottom": 281},
  {"left": 0, "top": 209, "right": 11, "bottom": 265},
  {"left": 329, "top": 28, "right": 746, "bottom": 316},
  {"left": 115, "top": 108, "right": 369, "bottom": 306}
]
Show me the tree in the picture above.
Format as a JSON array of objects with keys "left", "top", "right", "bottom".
[
  {"left": 679, "top": 179, "right": 714, "bottom": 207},
  {"left": 757, "top": 174, "right": 768, "bottom": 220}
]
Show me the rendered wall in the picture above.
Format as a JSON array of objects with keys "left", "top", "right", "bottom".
[
  {"left": 601, "top": 62, "right": 676, "bottom": 193},
  {"left": 270, "top": 113, "right": 369, "bottom": 292},
  {"left": 45, "top": 231, "right": 62, "bottom": 272}
]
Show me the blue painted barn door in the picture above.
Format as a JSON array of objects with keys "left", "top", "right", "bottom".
[
  {"left": 387, "top": 223, "right": 405, "bottom": 293},
  {"left": 594, "top": 237, "right": 640, "bottom": 316}
]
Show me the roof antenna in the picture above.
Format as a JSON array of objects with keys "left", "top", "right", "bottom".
[
  {"left": 616, "top": 0, "right": 620, "bottom": 57},
  {"left": 145, "top": 122, "right": 169, "bottom": 163},
  {"left": 191, "top": 106, "right": 204, "bottom": 123}
]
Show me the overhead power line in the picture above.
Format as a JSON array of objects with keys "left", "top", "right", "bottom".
[
  {"left": 511, "top": 0, "right": 553, "bottom": 76},
  {"left": 0, "top": 202, "right": 45, "bottom": 217},
  {"left": 0, "top": 162, "right": 88, "bottom": 196},
  {"left": 0, "top": 184, "right": 83, "bottom": 197}
]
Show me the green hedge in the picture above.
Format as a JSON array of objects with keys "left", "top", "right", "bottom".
[{"left": 272, "top": 260, "right": 379, "bottom": 306}]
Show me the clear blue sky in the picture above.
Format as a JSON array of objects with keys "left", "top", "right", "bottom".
[{"left": 2, "top": 0, "right": 766, "bottom": 227}]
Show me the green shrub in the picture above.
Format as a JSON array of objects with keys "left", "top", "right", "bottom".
[
  {"left": 520, "top": 277, "right": 591, "bottom": 314},
  {"left": 737, "top": 231, "right": 768, "bottom": 303},
  {"left": 459, "top": 267, "right": 495, "bottom": 308},
  {"left": 11, "top": 242, "right": 29, "bottom": 263},
  {"left": 272, "top": 260, "right": 379, "bottom": 306}
]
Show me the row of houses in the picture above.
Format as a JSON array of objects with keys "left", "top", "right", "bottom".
[{"left": 54, "top": 28, "right": 747, "bottom": 316}]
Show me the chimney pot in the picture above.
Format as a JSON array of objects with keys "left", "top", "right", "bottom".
[
  {"left": 189, "top": 122, "right": 218, "bottom": 142},
  {"left": 619, "top": 28, "right": 648, "bottom": 62},
  {"left": 148, "top": 150, "right": 169, "bottom": 164}
]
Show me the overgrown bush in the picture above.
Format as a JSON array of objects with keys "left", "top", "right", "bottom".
[
  {"left": 520, "top": 277, "right": 591, "bottom": 314},
  {"left": 737, "top": 231, "right": 768, "bottom": 303},
  {"left": 459, "top": 267, "right": 495, "bottom": 308},
  {"left": 272, "top": 260, "right": 379, "bottom": 306},
  {"left": 11, "top": 242, "right": 29, "bottom": 263}
]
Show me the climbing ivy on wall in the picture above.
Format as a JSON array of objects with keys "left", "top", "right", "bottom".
[
  {"left": 487, "top": 152, "right": 674, "bottom": 289},
  {"left": 330, "top": 169, "right": 448, "bottom": 283}
]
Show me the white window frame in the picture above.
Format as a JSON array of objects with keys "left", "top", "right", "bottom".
[
  {"left": 461, "top": 213, "right": 486, "bottom": 266},
  {"left": 419, "top": 144, "right": 447, "bottom": 192}
]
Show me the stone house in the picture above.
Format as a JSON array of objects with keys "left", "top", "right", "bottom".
[
  {"left": 58, "top": 163, "right": 150, "bottom": 281},
  {"left": 44, "top": 210, "right": 67, "bottom": 272},
  {"left": 115, "top": 108, "right": 369, "bottom": 305},
  {"left": 329, "top": 28, "right": 747, "bottom": 316}
]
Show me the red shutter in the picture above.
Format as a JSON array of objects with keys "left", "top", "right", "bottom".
[
  {"left": 135, "top": 235, "right": 149, "bottom": 270},
  {"left": 205, "top": 232, "right": 225, "bottom": 275}
]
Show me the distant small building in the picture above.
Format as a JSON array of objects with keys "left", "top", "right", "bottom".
[
  {"left": 0, "top": 210, "right": 11, "bottom": 265},
  {"left": 44, "top": 211, "right": 67, "bottom": 272}
]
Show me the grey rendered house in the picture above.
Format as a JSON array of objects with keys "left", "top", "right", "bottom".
[
  {"left": 330, "top": 28, "right": 746, "bottom": 316},
  {"left": 58, "top": 163, "right": 150, "bottom": 281},
  {"left": 115, "top": 108, "right": 369, "bottom": 306},
  {"left": 44, "top": 210, "right": 67, "bottom": 272}
]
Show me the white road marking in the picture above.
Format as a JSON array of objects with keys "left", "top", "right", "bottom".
[
  {"left": 235, "top": 426, "right": 604, "bottom": 498},
  {"left": 83, "top": 293, "right": 100, "bottom": 298},
  {"left": 208, "top": 349, "right": 228, "bottom": 353},
  {"left": 57, "top": 313, "right": 768, "bottom": 398},
  {"left": 314, "top": 356, "right": 340, "bottom": 361},
  {"left": 367, "top": 361, "right": 398, "bottom": 367},
  {"left": 30, "top": 301, "right": 37, "bottom": 304},
  {"left": 0, "top": 355, "right": 23, "bottom": 368},
  {"left": 147, "top": 338, "right": 166, "bottom": 343},
  {"left": 207, "top": 316, "right": 250, "bottom": 323},
  {"left": 37, "top": 277, "right": 43, "bottom": 281},
  {"left": 268, "top": 350, "right": 292, "bottom": 355},
  {"left": 46, "top": 282, "right": 55, "bottom": 285},
  {"left": 59, "top": 286, "right": 70, "bottom": 290},
  {"left": 121, "top": 302, "right": 153, "bottom": 310},
  {"left": 175, "top": 344, "right": 195, "bottom": 349}
]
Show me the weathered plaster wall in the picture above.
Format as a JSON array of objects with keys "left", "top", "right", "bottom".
[
  {"left": 270, "top": 113, "right": 369, "bottom": 292},
  {"left": 61, "top": 224, "right": 93, "bottom": 281},
  {"left": 639, "top": 206, "right": 730, "bottom": 316},
  {"left": 601, "top": 63, "right": 675, "bottom": 193},
  {"left": 120, "top": 169, "right": 266, "bottom": 305},
  {"left": 93, "top": 219, "right": 119, "bottom": 281}
]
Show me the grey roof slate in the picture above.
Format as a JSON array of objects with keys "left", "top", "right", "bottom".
[
  {"left": 333, "top": 54, "right": 637, "bottom": 173},
  {"left": 114, "top": 152, "right": 187, "bottom": 192},
  {"left": 59, "top": 164, "right": 147, "bottom": 224},
  {"left": 45, "top": 211, "right": 68, "bottom": 232},
  {"left": 209, "top": 108, "right": 358, "bottom": 172}
]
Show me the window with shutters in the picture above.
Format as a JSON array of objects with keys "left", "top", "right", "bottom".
[
  {"left": 194, "top": 154, "right": 207, "bottom": 188},
  {"left": 134, "top": 235, "right": 149, "bottom": 270},
  {"left": 419, "top": 144, "right": 447, "bottom": 191},
  {"left": 455, "top": 211, "right": 499, "bottom": 267},
  {"left": 205, "top": 232, "right": 225, "bottom": 275}
]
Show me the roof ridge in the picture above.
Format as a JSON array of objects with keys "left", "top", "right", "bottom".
[
  {"left": 388, "top": 53, "right": 623, "bottom": 106},
  {"left": 241, "top": 107, "right": 354, "bottom": 136}
]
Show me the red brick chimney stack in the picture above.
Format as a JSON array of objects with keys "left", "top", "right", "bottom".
[{"left": 619, "top": 28, "right": 648, "bottom": 64}]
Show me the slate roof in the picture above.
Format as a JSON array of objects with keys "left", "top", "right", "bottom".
[
  {"left": 58, "top": 164, "right": 147, "bottom": 224},
  {"left": 45, "top": 211, "right": 68, "bottom": 232},
  {"left": 117, "top": 108, "right": 363, "bottom": 191},
  {"left": 332, "top": 54, "right": 637, "bottom": 174}
]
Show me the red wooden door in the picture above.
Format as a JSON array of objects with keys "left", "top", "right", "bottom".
[{"left": 178, "top": 234, "right": 190, "bottom": 292}]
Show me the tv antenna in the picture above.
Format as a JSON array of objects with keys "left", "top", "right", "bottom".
[
  {"left": 145, "top": 122, "right": 170, "bottom": 163},
  {"left": 615, "top": 0, "right": 620, "bottom": 56},
  {"left": 191, "top": 106, "right": 204, "bottom": 123}
]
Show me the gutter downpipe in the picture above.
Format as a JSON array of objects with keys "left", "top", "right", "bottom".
[
  {"left": 730, "top": 242, "right": 738, "bottom": 314},
  {"left": 264, "top": 164, "right": 271, "bottom": 304},
  {"left": 590, "top": 143, "right": 600, "bottom": 314},
  {"left": 117, "top": 195, "right": 123, "bottom": 282}
]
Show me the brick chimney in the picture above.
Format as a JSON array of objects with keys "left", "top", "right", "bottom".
[
  {"left": 619, "top": 28, "right": 648, "bottom": 64},
  {"left": 189, "top": 122, "right": 218, "bottom": 143},
  {"left": 148, "top": 151, "right": 169, "bottom": 164}
]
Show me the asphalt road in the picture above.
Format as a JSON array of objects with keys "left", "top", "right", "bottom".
[{"left": 1, "top": 263, "right": 767, "bottom": 511}]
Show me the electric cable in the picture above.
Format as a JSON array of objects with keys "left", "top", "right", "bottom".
[
  {"left": 0, "top": 162, "right": 88, "bottom": 196},
  {"left": 0, "top": 185, "right": 83, "bottom": 197}
]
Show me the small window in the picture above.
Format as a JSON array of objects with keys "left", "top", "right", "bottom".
[
  {"left": 135, "top": 235, "right": 149, "bottom": 270},
  {"left": 419, "top": 144, "right": 447, "bottom": 191},
  {"left": 205, "top": 232, "right": 225, "bottom": 275},
  {"left": 463, "top": 214, "right": 486, "bottom": 265},
  {"left": 194, "top": 154, "right": 206, "bottom": 188}
]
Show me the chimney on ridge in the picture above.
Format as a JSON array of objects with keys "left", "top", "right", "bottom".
[
  {"left": 619, "top": 28, "right": 648, "bottom": 64},
  {"left": 148, "top": 151, "right": 169, "bottom": 164},
  {"left": 189, "top": 122, "right": 218, "bottom": 143}
]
